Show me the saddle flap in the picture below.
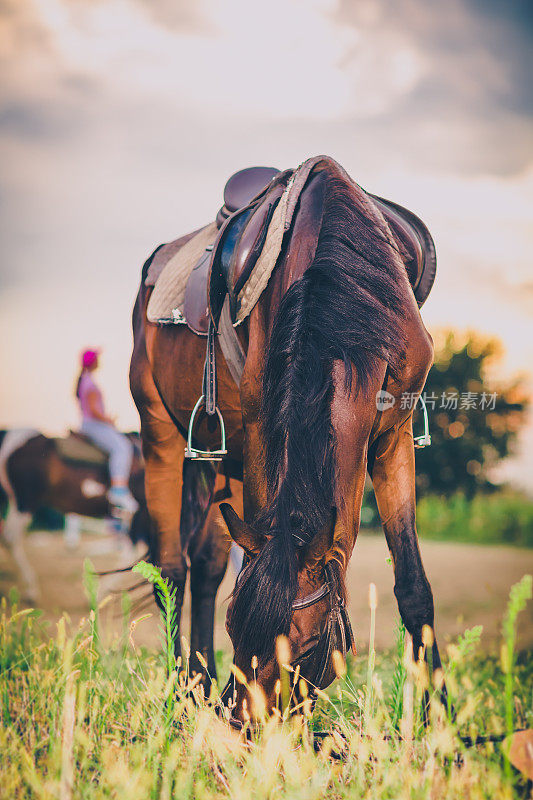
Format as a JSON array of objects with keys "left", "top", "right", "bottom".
[
  {"left": 146, "top": 222, "right": 218, "bottom": 324},
  {"left": 230, "top": 183, "right": 286, "bottom": 311},
  {"left": 370, "top": 194, "right": 437, "bottom": 307},
  {"left": 183, "top": 247, "right": 212, "bottom": 335},
  {"left": 208, "top": 206, "right": 253, "bottom": 326}
]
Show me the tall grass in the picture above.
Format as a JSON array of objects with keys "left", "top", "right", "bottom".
[
  {"left": 501, "top": 575, "right": 532, "bottom": 784},
  {"left": 132, "top": 561, "right": 178, "bottom": 682},
  {"left": 388, "top": 617, "right": 406, "bottom": 730},
  {"left": 0, "top": 572, "right": 531, "bottom": 799}
]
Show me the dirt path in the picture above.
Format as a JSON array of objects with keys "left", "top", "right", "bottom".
[{"left": 1, "top": 527, "right": 532, "bottom": 654}]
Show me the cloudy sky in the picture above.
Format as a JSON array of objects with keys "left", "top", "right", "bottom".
[{"left": 0, "top": 0, "right": 532, "bottom": 484}]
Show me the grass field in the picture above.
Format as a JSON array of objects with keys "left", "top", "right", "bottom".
[
  {"left": 1, "top": 567, "right": 531, "bottom": 800},
  {"left": 416, "top": 491, "right": 533, "bottom": 549},
  {"left": 359, "top": 489, "right": 533, "bottom": 549}
]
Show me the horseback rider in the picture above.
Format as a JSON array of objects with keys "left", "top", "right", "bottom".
[{"left": 75, "top": 349, "right": 138, "bottom": 513}]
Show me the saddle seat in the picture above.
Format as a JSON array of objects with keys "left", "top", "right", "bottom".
[
  {"left": 216, "top": 166, "right": 280, "bottom": 226},
  {"left": 54, "top": 432, "right": 108, "bottom": 468}
]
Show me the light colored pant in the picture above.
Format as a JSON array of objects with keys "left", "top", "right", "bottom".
[{"left": 81, "top": 419, "right": 133, "bottom": 483}]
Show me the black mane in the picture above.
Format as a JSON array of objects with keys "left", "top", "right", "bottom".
[{"left": 228, "top": 165, "right": 409, "bottom": 665}]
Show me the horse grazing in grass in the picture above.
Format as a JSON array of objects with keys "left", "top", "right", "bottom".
[
  {"left": 130, "top": 155, "right": 445, "bottom": 720},
  {"left": 0, "top": 429, "right": 148, "bottom": 601}
]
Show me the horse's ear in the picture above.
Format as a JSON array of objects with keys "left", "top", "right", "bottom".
[
  {"left": 219, "top": 503, "right": 266, "bottom": 556},
  {"left": 303, "top": 509, "right": 337, "bottom": 564}
]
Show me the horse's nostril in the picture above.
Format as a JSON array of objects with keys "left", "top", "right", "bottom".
[
  {"left": 228, "top": 713, "right": 256, "bottom": 739},
  {"left": 228, "top": 715, "right": 243, "bottom": 730}
]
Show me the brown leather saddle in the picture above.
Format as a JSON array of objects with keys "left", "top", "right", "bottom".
[
  {"left": 180, "top": 165, "right": 436, "bottom": 338},
  {"left": 369, "top": 193, "right": 436, "bottom": 308},
  {"left": 183, "top": 166, "right": 291, "bottom": 335}
]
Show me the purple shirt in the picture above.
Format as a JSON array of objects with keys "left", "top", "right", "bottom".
[{"left": 78, "top": 372, "right": 105, "bottom": 421}]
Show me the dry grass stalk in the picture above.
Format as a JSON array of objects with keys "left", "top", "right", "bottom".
[{"left": 59, "top": 670, "right": 78, "bottom": 800}]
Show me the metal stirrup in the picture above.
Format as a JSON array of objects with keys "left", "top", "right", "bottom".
[
  {"left": 184, "top": 396, "right": 227, "bottom": 461},
  {"left": 414, "top": 394, "right": 431, "bottom": 448}
]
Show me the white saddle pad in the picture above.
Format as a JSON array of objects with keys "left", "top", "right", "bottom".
[{"left": 146, "top": 223, "right": 218, "bottom": 323}]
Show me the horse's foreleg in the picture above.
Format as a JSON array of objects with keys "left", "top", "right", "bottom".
[
  {"left": 189, "top": 484, "right": 236, "bottom": 687},
  {"left": 130, "top": 292, "right": 191, "bottom": 660},
  {"left": 138, "top": 407, "right": 188, "bottom": 658},
  {"left": 369, "top": 416, "right": 448, "bottom": 709},
  {"left": 2, "top": 507, "right": 39, "bottom": 603},
  {"left": 189, "top": 531, "right": 228, "bottom": 686}
]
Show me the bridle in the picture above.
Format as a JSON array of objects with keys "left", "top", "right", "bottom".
[
  {"left": 221, "top": 560, "right": 356, "bottom": 721},
  {"left": 291, "top": 561, "right": 356, "bottom": 692}
]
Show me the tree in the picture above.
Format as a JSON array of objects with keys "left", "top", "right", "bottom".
[{"left": 413, "top": 332, "right": 528, "bottom": 498}]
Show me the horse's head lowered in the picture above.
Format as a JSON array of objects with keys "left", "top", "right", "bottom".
[
  {"left": 221, "top": 504, "right": 356, "bottom": 721},
  {"left": 217, "top": 158, "right": 413, "bottom": 723}
]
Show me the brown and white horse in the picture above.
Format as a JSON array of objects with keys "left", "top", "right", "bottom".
[
  {"left": 0, "top": 429, "right": 148, "bottom": 601},
  {"left": 130, "top": 156, "right": 446, "bottom": 719}
]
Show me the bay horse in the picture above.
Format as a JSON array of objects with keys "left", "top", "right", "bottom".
[
  {"left": 0, "top": 429, "right": 148, "bottom": 601},
  {"left": 130, "top": 155, "right": 445, "bottom": 721}
]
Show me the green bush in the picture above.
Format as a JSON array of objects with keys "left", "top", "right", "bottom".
[{"left": 417, "top": 491, "right": 533, "bottom": 547}]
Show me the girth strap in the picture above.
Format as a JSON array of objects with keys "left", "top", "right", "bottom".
[
  {"left": 218, "top": 297, "right": 246, "bottom": 387},
  {"left": 202, "top": 298, "right": 246, "bottom": 413}
]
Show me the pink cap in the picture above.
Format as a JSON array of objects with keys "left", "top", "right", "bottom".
[{"left": 81, "top": 348, "right": 100, "bottom": 368}]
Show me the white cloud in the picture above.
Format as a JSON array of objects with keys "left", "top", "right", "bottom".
[{"left": 23, "top": 0, "right": 357, "bottom": 119}]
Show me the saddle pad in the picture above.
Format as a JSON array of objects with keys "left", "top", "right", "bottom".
[
  {"left": 55, "top": 435, "right": 108, "bottom": 467},
  {"left": 147, "top": 222, "right": 218, "bottom": 323},
  {"left": 145, "top": 228, "right": 204, "bottom": 288}
]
